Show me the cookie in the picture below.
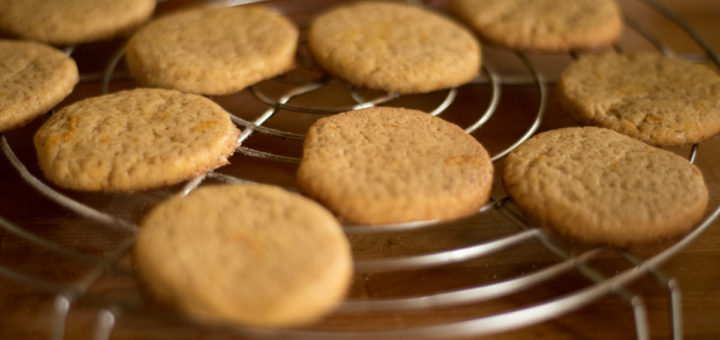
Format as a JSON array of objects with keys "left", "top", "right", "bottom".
[
  {"left": 503, "top": 127, "right": 708, "bottom": 246},
  {"left": 557, "top": 52, "right": 720, "bottom": 146},
  {"left": 125, "top": 6, "right": 298, "bottom": 95},
  {"left": 0, "top": 0, "right": 155, "bottom": 45},
  {"left": 0, "top": 40, "right": 78, "bottom": 132},
  {"left": 450, "top": 0, "right": 622, "bottom": 51},
  {"left": 135, "top": 184, "right": 352, "bottom": 327},
  {"left": 307, "top": 1, "right": 481, "bottom": 94},
  {"left": 33, "top": 88, "right": 240, "bottom": 191},
  {"left": 297, "top": 107, "right": 494, "bottom": 225}
]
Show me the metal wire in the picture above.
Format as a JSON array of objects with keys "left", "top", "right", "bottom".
[
  {"left": 464, "top": 64, "right": 502, "bottom": 134},
  {"left": 342, "top": 199, "right": 497, "bottom": 234},
  {"left": 180, "top": 175, "right": 206, "bottom": 197},
  {"left": 620, "top": 250, "right": 684, "bottom": 340},
  {"left": 51, "top": 295, "right": 72, "bottom": 340},
  {"left": 0, "top": 216, "right": 105, "bottom": 265},
  {"left": 228, "top": 114, "right": 305, "bottom": 140},
  {"left": 339, "top": 247, "right": 602, "bottom": 312},
  {"left": 0, "top": 0, "right": 718, "bottom": 339},
  {"left": 219, "top": 202, "right": 720, "bottom": 340},
  {"left": 102, "top": 45, "right": 126, "bottom": 94},
  {"left": 93, "top": 309, "right": 117, "bottom": 340},
  {"left": 206, "top": 171, "right": 255, "bottom": 185},
  {"left": 639, "top": 0, "right": 720, "bottom": 69},
  {"left": 0, "top": 136, "right": 137, "bottom": 232},
  {"left": 353, "top": 228, "right": 541, "bottom": 272},
  {"left": 0, "top": 263, "right": 76, "bottom": 294},
  {"left": 489, "top": 51, "right": 548, "bottom": 162},
  {"left": 496, "top": 203, "right": 651, "bottom": 340}
]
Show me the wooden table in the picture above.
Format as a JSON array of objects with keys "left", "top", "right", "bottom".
[{"left": 1, "top": 0, "right": 719, "bottom": 339}]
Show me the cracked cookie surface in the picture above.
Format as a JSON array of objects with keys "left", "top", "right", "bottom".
[
  {"left": 34, "top": 88, "right": 240, "bottom": 191},
  {"left": 557, "top": 52, "right": 720, "bottom": 146},
  {"left": 0, "top": 40, "right": 78, "bottom": 132},
  {"left": 307, "top": 1, "right": 481, "bottom": 94},
  {"left": 0, "top": 0, "right": 155, "bottom": 45},
  {"left": 450, "top": 0, "right": 621, "bottom": 51},
  {"left": 126, "top": 6, "right": 298, "bottom": 95},
  {"left": 297, "top": 106, "right": 493, "bottom": 224},
  {"left": 503, "top": 127, "right": 708, "bottom": 246}
]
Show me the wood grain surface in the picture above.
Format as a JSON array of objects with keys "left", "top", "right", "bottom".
[{"left": 1, "top": 0, "right": 719, "bottom": 339}]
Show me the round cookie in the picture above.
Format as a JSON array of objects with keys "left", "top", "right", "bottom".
[
  {"left": 0, "top": 0, "right": 155, "bottom": 45},
  {"left": 307, "top": 1, "right": 481, "bottom": 94},
  {"left": 135, "top": 184, "right": 352, "bottom": 327},
  {"left": 557, "top": 52, "right": 720, "bottom": 146},
  {"left": 297, "top": 107, "right": 494, "bottom": 225},
  {"left": 0, "top": 40, "right": 78, "bottom": 132},
  {"left": 125, "top": 6, "right": 298, "bottom": 95},
  {"left": 33, "top": 88, "right": 240, "bottom": 191},
  {"left": 450, "top": 0, "right": 622, "bottom": 51},
  {"left": 503, "top": 127, "right": 708, "bottom": 246}
]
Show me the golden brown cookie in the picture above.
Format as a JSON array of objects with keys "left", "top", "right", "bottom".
[
  {"left": 0, "top": 40, "right": 78, "bottom": 132},
  {"left": 297, "top": 107, "right": 494, "bottom": 225},
  {"left": 125, "top": 6, "right": 298, "bottom": 95},
  {"left": 0, "top": 0, "right": 155, "bottom": 45},
  {"left": 135, "top": 184, "right": 352, "bottom": 327},
  {"left": 33, "top": 88, "right": 240, "bottom": 191},
  {"left": 557, "top": 52, "right": 720, "bottom": 146},
  {"left": 503, "top": 127, "right": 708, "bottom": 246},
  {"left": 307, "top": 1, "right": 481, "bottom": 94},
  {"left": 450, "top": 0, "right": 622, "bottom": 51}
]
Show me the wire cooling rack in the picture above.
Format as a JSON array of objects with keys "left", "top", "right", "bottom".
[{"left": 1, "top": 0, "right": 719, "bottom": 339}]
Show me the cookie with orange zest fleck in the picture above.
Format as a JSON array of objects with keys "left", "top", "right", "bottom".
[{"left": 34, "top": 88, "right": 239, "bottom": 191}]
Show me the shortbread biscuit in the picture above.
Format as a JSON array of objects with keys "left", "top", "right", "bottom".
[
  {"left": 135, "top": 184, "right": 352, "bottom": 327},
  {"left": 557, "top": 52, "right": 720, "bottom": 146},
  {"left": 307, "top": 2, "right": 481, "bottom": 94},
  {"left": 126, "top": 6, "right": 298, "bottom": 95},
  {"left": 0, "top": 0, "right": 155, "bottom": 45},
  {"left": 34, "top": 88, "right": 240, "bottom": 191},
  {"left": 503, "top": 127, "right": 708, "bottom": 246},
  {"left": 297, "top": 107, "right": 494, "bottom": 224},
  {"left": 0, "top": 40, "right": 78, "bottom": 132},
  {"left": 450, "top": 0, "right": 621, "bottom": 51}
]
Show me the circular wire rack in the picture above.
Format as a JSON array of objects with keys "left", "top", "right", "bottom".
[{"left": 1, "top": 0, "right": 719, "bottom": 339}]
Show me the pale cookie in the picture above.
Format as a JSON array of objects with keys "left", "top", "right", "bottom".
[
  {"left": 557, "top": 52, "right": 720, "bottom": 146},
  {"left": 297, "top": 107, "right": 494, "bottom": 225},
  {"left": 307, "top": 1, "right": 481, "bottom": 94},
  {"left": 135, "top": 184, "right": 352, "bottom": 327},
  {"left": 0, "top": 0, "right": 155, "bottom": 45},
  {"left": 503, "top": 127, "right": 708, "bottom": 246},
  {"left": 33, "top": 88, "right": 240, "bottom": 191},
  {"left": 450, "top": 0, "right": 622, "bottom": 51},
  {"left": 126, "top": 6, "right": 298, "bottom": 95},
  {"left": 0, "top": 40, "right": 78, "bottom": 132}
]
